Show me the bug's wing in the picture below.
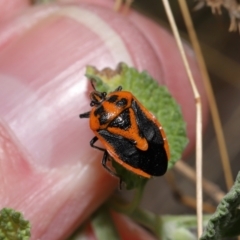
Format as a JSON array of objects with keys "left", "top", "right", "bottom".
[
  {"left": 98, "top": 117, "right": 168, "bottom": 176},
  {"left": 131, "top": 99, "right": 168, "bottom": 175},
  {"left": 98, "top": 129, "right": 139, "bottom": 165},
  {"left": 131, "top": 100, "right": 162, "bottom": 143}
]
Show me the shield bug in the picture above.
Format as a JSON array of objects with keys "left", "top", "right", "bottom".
[{"left": 79, "top": 83, "right": 170, "bottom": 179}]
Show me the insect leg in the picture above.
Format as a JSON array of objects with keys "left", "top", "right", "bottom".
[
  {"left": 92, "top": 137, "right": 123, "bottom": 188},
  {"left": 90, "top": 136, "right": 105, "bottom": 151},
  {"left": 79, "top": 111, "right": 91, "bottom": 118},
  {"left": 102, "top": 151, "right": 119, "bottom": 178}
]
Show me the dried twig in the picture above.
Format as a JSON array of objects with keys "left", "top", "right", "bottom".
[
  {"left": 114, "top": 0, "right": 134, "bottom": 12},
  {"left": 178, "top": 0, "right": 234, "bottom": 191},
  {"left": 161, "top": 0, "right": 203, "bottom": 237}
]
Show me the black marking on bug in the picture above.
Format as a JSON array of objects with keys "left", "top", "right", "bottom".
[
  {"left": 116, "top": 98, "right": 128, "bottom": 108},
  {"left": 131, "top": 100, "right": 154, "bottom": 140},
  {"left": 109, "top": 108, "right": 131, "bottom": 130},
  {"left": 94, "top": 106, "right": 110, "bottom": 125},
  {"left": 107, "top": 95, "right": 118, "bottom": 103},
  {"left": 98, "top": 100, "right": 168, "bottom": 176},
  {"left": 99, "top": 112, "right": 110, "bottom": 125}
]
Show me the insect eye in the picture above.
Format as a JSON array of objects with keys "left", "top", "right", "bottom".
[{"left": 90, "top": 102, "right": 95, "bottom": 107}]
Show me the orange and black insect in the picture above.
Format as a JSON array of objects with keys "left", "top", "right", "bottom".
[{"left": 79, "top": 83, "right": 170, "bottom": 179}]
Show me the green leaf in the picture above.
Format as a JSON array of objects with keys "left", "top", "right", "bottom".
[
  {"left": 0, "top": 208, "right": 31, "bottom": 240},
  {"left": 86, "top": 63, "right": 188, "bottom": 189},
  {"left": 160, "top": 215, "right": 210, "bottom": 240},
  {"left": 111, "top": 160, "right": 148, "bottom": 190},
  {"left": 200, "top": 171, "right": 240, "bottom": 240},
  {"left": 130, "top": 208, "right": 210, "bottom": 240}
]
